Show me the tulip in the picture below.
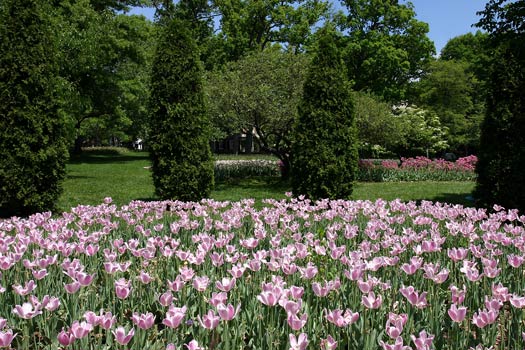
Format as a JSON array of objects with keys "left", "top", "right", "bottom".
[
  {"left": 132, "top": 312, "right": 156, "bottom": 330},
  {"left": 217, "top": 303, "right": 240, "bottom": 321},
  {"left": 70, "top": 321, "right": 93, "bottom": 339},
  {"left": 198, "top": 310, "right": 220, "bottom": 330},
  {"left": 411, "top": 330, "right": 434, "bottom": 350},
  {"left": 112, "top": 326, "right": 134, "bottom": 346},
  {"left": 57, "top": 329, "right": 74, "bottom": 346},
  {"left": 287, "top": 312, "right": 307, "bottom": 331},
  {"left": 447, "top": 304, "right": 467, "bottom": 323},
  {"left": 115, "top": 278, "right": 132, "bottom": 299},
  {"left": 184, "top": 339, "right": 204, "bottom": 350},
  {"left": 361, "top": 291, "right": 383, "bottom": 309},
  {"left": 289, "top": 333, "right": 308, "bottom": 350},
  {"left": 163, "top": 305, "right": 187, "bottom": 329},
  {"left": 0, "top": 329, "right": 16, "bottom": 348},
  {"left": 12, "top": 303, "right": 42, "bottom": 319},
  {"left": 321, "top": 335, "right": 337, "bottom": 350}
]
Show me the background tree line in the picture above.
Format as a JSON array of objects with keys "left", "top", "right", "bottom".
[{"left": 1, "top": 0, "right": 523, "bottom": 215}]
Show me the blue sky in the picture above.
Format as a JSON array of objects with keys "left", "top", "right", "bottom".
[{"left": 129, "top": 0, "right": 486, "bottom": 54}]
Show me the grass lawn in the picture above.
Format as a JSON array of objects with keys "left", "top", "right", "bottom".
[{"left": 58, "top": 149, "right": 476, "bottom": 212}]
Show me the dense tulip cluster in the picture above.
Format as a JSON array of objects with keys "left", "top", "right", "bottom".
[{"left": 0, "top": 195, "right": 524, "bottom": 349}]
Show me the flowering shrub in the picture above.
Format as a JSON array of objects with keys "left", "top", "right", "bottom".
[
  {"left": 358, "top": 156, "right": 477, "bottom": 182},
  {"left": 214, "top": 160, "right": 280, "bottom": 180},
  {"left": 0, "top": 196, "right": 523, "bottom": 350}
]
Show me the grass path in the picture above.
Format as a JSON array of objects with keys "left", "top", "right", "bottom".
[{"left": 58, "top": 150, "right": 475, "bottom": 212}]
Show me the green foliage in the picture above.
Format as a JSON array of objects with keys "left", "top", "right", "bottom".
[
  {"left": 415, "top": 60, "right": 482, "bottom": 153},
  {"left": 212, "top": 0, "right": 329, "bottom": 63},
  {"left": 353, "top": 92, "right": 398, "bottom": 158},
  {"left": 392, "top": 105, "right": 448, "bottom": 157},
  {"left": 337, "top": 0, "right": 435, "bottom": 102},
  {"left": 148, "top": 18, "right": 214, "bottom": 201},
  {"left": 291, "top": 28, "right": 358, "bottom": 199},
  {"left": 474, "top": 0, "right": 525, "bottom": 212},
  {"left": 54, "top": 1, "right": 154, "bottom": 151},
  {"left": 0, "top": 0, "right": 69, "bottom": 217},
  {"left": 214, "top": 160, "right": 280, "bottom": 181},
  {"left": 205, "top": 49, "right": 309, "bottom": 176}
]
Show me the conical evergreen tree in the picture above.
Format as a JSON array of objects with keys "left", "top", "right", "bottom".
[
  {"left": 148, "top": 17, "right": 214, "bottom": 201},
  {"left": 474, "top": 1, "right": 525, "bottom": 212},
  {"left": 0, "top": 0, "right": 69, "bottom": 217},
  {"left": 291, "top": 27, "right": 359, "bottom": 200}
]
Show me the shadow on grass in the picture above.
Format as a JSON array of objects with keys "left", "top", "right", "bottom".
[
  {"left": 215, "top": 177, "right": 289, "bottom": 190},
  {"left": 68, "top": 152, "right": 150, "bottom": 165},
  {"left": 419, "top": 192, "right": 476, "bottom": 207}
]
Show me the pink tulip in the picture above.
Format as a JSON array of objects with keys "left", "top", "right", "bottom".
[
  {"left": 163, "top": 305, "right": 187, "bottom": 329},
  {"left": 257, "top": 290, "right": 280, "bottom": 306},
  {"left": 281, "top": 299, "right": 302, "bottom": 315},
  {"left": 167, "top": 277, "right": 185, "bottom": 292},
  {"left": 131, "top": 312, "right": 156, "bottom": 330},
  {"left": 411, "top": 330, "right": 434, "bottom": 350},
  {"left": 98, "top": 311, "right": 116, "bottom": 330},
  {"left": 379, "top": 336, "right": 411, "bottom": 350},
  {"left": 312, "top": 281, "right": 330, "bottom": 297},
  {"left": 217, "top": 303, "right": 240, "bottom": 321},
  {"left": 184, "top": 339, "right": 204, "bottom": 350},
  {"left": 64, "top": 281, "right": 81, "bottom": 294},
  {"left": 137, "top": 271, "right": 153, "bottom": 284},
  {"left": 192, "top": 276, "right": 210, "bottom": 292},
  {"left": 510, "top": 294, "right": 525, "bottom": 308},
  {"left": 12, "top": 280, "right": 36, "bottom": 296},
  {"left": 70, "top": 321, "right": 93, "bottom": 339},
  {"left": 361, "top": 291, "right": 383, "bottom": 309},
  {"left": 75, "top": 271, "right": 95, "bottom": 286},
  {"left": 0, "top": 329, "right": 16, "bottom": 348},
  {"left": 289, "top": 333, "right": 308, "bottom": 350},
  {"left": 399, "top": 286, "right": 428, "bottom": 309},
  {"left": 320, "top": 335, "right": 337, "bottom": 350},
  {"left": 448, "top": 304, "right": 467, "bottom": 322},
  {"left": 32, "top": 269, "right": 48, "bottom": 280},
  {"left": 287, "top": 312, "right": 307, "bottom": 331},
  {"left": 83, "top": 311, "right": 100, "bottom": 326},
  {"left": 12, "top": 303, "right": 42, "bottom": 319},
  {"left": 112, "top": 326, "right": 134, "bottom": 345},
  {"left": 209, "top": 292, "right": 228, "bottom": 307},
  {"left": 115, "top": 278, "right": 132, "bottom": 299},
  {"left": 472, "top": 309, "right": 498, "bottom": 328},
  {"left": 198, "top": 310, "right": 220, "bottom": 329},
  {"left": 289, "top": 286, "right": 305, "bottom": 299},
  {"left": 215, "top": 277, "right": 236, "bottom": 292},
  {"left": 57, "top": 329, "right": 74, "bottom": 346},
  {"left": 159, "top": 291, "right": 173, "bottom": 307},
  {"left": 450, "top": 284, "right": 466, "bottom": 304}
]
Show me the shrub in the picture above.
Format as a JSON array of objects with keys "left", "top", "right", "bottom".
[
  {"left": 475, "top": 42, "right": 525, "bottom": 212},
  {"left": 0, "top": 0, "right": 69, "bottom": 217},
  {"left": 291, "top": 27, "right": 358, "bottom": 199},
  {"left": 148, "top": 17, "right": 214, "bottom": 201}
]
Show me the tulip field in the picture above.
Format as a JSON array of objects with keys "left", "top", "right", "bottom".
[{"left": 1, "top": 196, "right": 524, "bottom": 349}]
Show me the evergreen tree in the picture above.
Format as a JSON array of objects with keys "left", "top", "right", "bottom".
[
  {"left": 0, "top": 0, "right": 69, "bottom": 217},
  {"left": 148, "top": 17, "right": 214, "bottom": 201},
  {"left": 291, "top": 27, "right": 358, "bottom": 200},
  {"left": 474, "top": 0, "right": 525, "bottom": 212}
]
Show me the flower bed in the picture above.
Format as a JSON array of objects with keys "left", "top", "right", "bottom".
[
  {"left": 214, "top": 160, "right": 280, "bottom": 180},
  {"left": 0, "top": 196, "right": 523, "bottom": 350},
  {"left": 358, "top": 156, "right": 477, "bottom": 182}
]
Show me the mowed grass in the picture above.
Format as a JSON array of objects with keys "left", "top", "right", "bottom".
[{"left": 58, "top": 149, "right": 476, "bottom": 212}]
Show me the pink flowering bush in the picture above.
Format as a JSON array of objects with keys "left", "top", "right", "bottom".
[
  {"left": 358, "top": 156, "right": 477, "bottom": 182},
  {"left": 0, "top": 196, "right": 523, "bottom": 349}
]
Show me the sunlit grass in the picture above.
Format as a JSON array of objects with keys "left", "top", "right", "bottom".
[{"left": 58, "top": 150, "right": 476, "bottom": 213}]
